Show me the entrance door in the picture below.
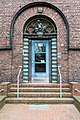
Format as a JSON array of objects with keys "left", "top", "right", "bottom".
[{"left": 32, "top": 40, "right": 49, "bottom": 83}]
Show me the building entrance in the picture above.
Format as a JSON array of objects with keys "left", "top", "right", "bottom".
[{"left": 23, "top": 16, "right": 58, "bottom": 83}]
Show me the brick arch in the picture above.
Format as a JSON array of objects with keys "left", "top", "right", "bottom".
[
  {"left": 23, "top": 15, "right": 57, "bottom": 34},
  {"left": 12, "top": 2, "right": 69, "bottom": 83},
  {"left": 10, "top": 1, "right": 69, "bottom": 49}
]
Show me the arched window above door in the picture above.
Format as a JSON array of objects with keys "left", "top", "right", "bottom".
[{"left": 23, "top": 16, "right": 57, "bottom": 35}]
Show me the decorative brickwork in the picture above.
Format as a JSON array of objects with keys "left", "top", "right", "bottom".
[{"left": 0, "top": 0, "right": 80, "bottom": 83}]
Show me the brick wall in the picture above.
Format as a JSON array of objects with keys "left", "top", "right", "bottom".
[{"left": 0, "top": 0, "right": 80, "bottom": 83}]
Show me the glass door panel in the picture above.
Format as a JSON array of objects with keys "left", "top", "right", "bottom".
[{"left": 35, "top": 43, "right": 46, "bottom": 73}]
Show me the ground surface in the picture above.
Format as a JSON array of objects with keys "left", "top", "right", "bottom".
[{"left": 0, "top": 104, "right": 80, "bottom": 120}]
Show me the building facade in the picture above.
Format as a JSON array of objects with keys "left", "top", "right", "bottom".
[{"left": 0, "top": 0, "right": 80, "bottom": 83}]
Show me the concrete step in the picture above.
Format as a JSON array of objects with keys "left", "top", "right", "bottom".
[
  {"left": 5, "top": 97, "right": 74, "bottom": 104},
  {"left": 10, "top": 87, "right": 71, "bottom": 92},
  {"left": 8, "top": 92, "right": 72, "bottom": 98},
  {"left": 11, "top": 83, "right": 70, "bottom": 88},
  {"left": 7, "top": 83, "right": 72, "bottom": 104}
]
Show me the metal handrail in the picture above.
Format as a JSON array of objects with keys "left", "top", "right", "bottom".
[
  {"left": 75, "top": 89, "right": 80, "bottom": 92},
  {"left": 58, "top": 65, "right": 62, "bottom": 98},
  {"left": 0, "top": 89, "right": 4, "bottom": 92},
  {"left": 17, "top": 66, "right": 22, "bottom": 98}
]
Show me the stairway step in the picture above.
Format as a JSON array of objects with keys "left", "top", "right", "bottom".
[
  {"left": 10, "top": 87, "right": 70, "bottom": 92},
  {"left": 11, "top": 83, "right": 70, "bottom": 88},
  {"left": 5, "top": 97, "right": 74, "bottom": 104},
  {"left": 8, "top": 92, "right": 71, "bottom": 98}
]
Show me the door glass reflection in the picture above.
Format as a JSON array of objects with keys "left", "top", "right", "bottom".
[
  {"left": 35, "top": 53, "right": 46, "bottom": 62},
  {"left": 34, "top": 42, "right": 46, "bottom": 73},
  {"left": 35, "top": 43, "right": 46, "bottom": 52},
  {"left": 35, "top": 64, "right": 46, "bottom": 72}
]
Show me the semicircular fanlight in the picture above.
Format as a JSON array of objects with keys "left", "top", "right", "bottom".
[{"left": 24, "top": 17, "right": 57, "bottom": 34}]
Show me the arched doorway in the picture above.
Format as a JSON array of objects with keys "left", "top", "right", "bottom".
[{"left": 23, "top": 15, "right": 58, "bottom": 83}]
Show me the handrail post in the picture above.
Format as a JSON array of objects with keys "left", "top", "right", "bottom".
[
  {"left": 17, "top": 66, "right": 22, "bottom": 98},
  {"left": 58, "top": 65, "right": 62, "bottom": 99}
]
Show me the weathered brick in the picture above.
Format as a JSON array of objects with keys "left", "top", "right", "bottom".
[{"left": 0, "top": 0, "right": 80, "bottom": 83}]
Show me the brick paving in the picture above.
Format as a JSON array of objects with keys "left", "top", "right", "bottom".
[{"left": 0, "top": 104, "right": 80, "bottom": 120}]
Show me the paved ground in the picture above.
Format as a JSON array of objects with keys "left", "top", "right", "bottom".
[{"left": 0, "top": 104, "right": 80, "bottom": 120}]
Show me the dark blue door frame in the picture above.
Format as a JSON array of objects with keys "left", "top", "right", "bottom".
[{"left": 32, "top": 40, "right": 49, "bottom": 81}]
